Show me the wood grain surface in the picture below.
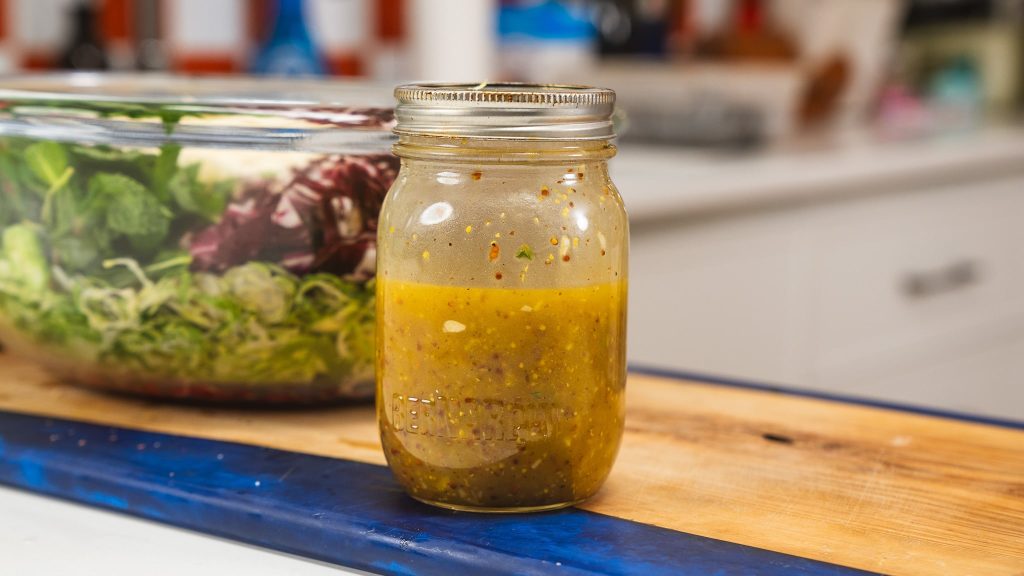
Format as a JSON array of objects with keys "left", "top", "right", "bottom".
[{"left": 0, "top": 355, "right": 1021, "bottom": 575}]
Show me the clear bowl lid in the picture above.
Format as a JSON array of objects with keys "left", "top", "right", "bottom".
[{"left": 0, "top": 73, "right": 396, "bottom": 153}]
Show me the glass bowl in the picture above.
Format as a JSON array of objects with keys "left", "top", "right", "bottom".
[{"left": 0, "top": 73, "right": 397, "bottom": 403}]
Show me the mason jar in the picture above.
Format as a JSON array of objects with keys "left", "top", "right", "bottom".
[{"left": 376, "top": 83, "right": 628, "bottom": 512}]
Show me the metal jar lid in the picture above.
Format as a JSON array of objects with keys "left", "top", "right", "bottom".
[{"left": 393, "top": 82, "right": 616, "bottom": 141}]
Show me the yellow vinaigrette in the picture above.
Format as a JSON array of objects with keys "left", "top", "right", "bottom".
[{"left": 377, "top": 280, "right": 627, "bottom": 511}]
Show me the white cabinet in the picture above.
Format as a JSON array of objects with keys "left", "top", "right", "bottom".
[
  {"left": 629, "top": 209, "right": 812, "bottom": 385},
  {"left": 627, "top": 169, "right": 1024, "bottom": 421},
  {"left": 849, "top": 333, "right": 1024, "bottom": 418}
]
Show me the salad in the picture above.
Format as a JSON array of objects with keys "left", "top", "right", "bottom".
[{"left": 0, "top": 106, "right": 397, "bottom": 401}]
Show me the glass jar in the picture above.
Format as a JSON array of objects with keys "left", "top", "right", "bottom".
[{"left": 377, "top": 83, "right": 628, "bottom": 512}]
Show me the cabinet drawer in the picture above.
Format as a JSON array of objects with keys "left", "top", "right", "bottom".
[{"left": 810, "top": 177, "right": 1023, "bottom": 373}]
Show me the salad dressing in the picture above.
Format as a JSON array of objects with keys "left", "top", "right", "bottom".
[{"left": 378, "top": 280, "right": 626, "bottom": 509}]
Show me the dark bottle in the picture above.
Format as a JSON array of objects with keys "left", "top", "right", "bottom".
[
  {"left": 251, "top": 0, "right": 326, "bottom": 76},
  {"left": 58, "top": 1, "right": 110, "bottom": 70},
  {"left": 595, "top": 0, "right": 671, "bottom": 57}
]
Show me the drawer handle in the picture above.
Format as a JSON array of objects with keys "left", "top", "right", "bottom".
[{"left": 902, "top": 259, "right": 980, "bottom": 299}]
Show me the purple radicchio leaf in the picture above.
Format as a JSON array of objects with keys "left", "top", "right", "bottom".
[{"left": 189, "top": 152, "right": 398, "bottom": 282}]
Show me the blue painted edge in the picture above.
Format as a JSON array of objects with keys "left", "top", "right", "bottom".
[
  {"left": 629, "top": 363, "right": 1024, "bottom": 431},
  {"left": 0, "top": 410, "right": 876, "bottom": 576}
]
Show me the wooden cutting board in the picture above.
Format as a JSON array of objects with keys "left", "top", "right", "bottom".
[{"left": 0, "top": 354, "right": 1021, "bottom": 575}]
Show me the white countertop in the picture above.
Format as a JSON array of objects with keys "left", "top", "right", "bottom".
[
  {"left": 614, "top": 126, "right": 1024, "bottom": 222},
  {"left": 0, "top": 484, "right": 369, "bottom": 575}
]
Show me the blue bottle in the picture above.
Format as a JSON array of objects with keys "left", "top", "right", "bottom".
[{"left": 251, "top": 0, "right": 326, "bottom": 76}]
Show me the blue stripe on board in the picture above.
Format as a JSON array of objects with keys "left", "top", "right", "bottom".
[
  {"left": 0, "top": 410, "right": 875, "bottom": 576},
  {"left": 629, "top": 364, "right": 1024, "bottom": 431}
]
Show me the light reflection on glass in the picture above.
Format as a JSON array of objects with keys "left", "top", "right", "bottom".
[
  {"left": 420, "top": 201, "right": 454, "bottom": 226},
  {"left": 574, "top": 210, "right": 589, "bottom": 232},
  {"left": 436, "top": 171, "right": 460, "bottom": 185}
]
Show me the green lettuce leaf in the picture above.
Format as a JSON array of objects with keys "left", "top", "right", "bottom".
[{"left": 89, "top": 172, "right": 172, "bottom": 240}]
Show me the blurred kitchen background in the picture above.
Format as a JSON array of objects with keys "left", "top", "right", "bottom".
[{"left": 2, "top": 0, "right": 1022, "bottom": 420}]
